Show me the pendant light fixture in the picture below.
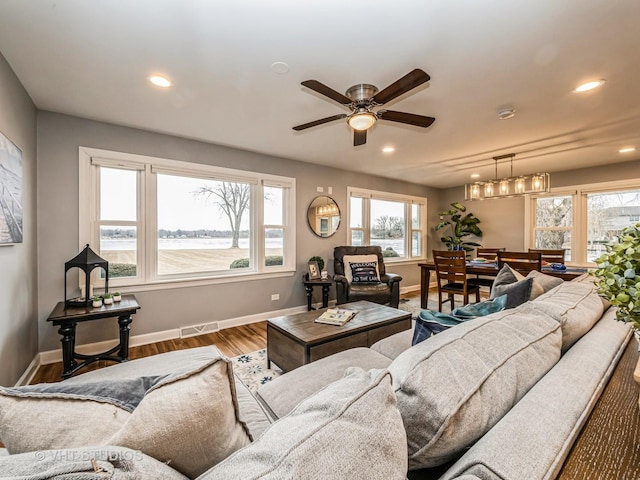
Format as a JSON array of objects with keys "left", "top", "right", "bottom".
[{"left": 465, "top": 154, "right": 550, "bottom": 201}]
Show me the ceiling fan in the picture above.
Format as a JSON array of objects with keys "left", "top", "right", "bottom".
[{"left": 292, "top": 69, "right": 435, "bottom": 146}]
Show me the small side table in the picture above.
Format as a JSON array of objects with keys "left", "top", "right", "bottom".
[
  {"left": 303, "top": 275, "right": 332, "bottom": 311},
  {"left": 46, "top": 294, "right": 141, "bottom": 378}
]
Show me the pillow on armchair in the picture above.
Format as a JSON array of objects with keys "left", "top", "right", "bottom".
[
  {"left": 342, "top": 254, "right": 380, "bottom": 283},
  {"left": 350, "top": 261, "right": 380, "bottom": 284}
]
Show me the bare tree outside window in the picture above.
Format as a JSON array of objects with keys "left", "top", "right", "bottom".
[{"left": 195, "top": 182, "right": 250, "bottom": 248}]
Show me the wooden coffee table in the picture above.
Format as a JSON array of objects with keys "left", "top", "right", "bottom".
[{"left": 267, "top": 300, "right": 411, "bottom": 372}]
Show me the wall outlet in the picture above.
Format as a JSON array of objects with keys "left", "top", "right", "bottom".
[
  {"left": 316, "top": 186, "right": 324, "bottom": 192},
  {"left": 271, "top": 293, "right": 280, "bottom": 301},
  {"left": 328, "top": 186, "right": 332, "bottom": 194}
]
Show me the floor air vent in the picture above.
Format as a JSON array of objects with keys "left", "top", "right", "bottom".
[{"left": 180, "top": 321, "right": 220, "bottom": 338}]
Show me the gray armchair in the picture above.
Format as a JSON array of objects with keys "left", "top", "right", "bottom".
[{"left": 333, "top": 245, "right": 402, "bottom": 308}]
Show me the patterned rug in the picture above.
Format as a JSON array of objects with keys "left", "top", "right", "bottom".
[{"left": 231, "top": 349, "right": 282, "bottom": 393}]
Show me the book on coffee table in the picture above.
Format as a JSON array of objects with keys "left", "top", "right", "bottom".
[{"left": 315, "top": 308, "right": 358, "bottom": 326}]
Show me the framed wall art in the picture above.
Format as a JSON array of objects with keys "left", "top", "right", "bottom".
[{"left": 0, "top": 131, "right": 23, "bottom": 245}]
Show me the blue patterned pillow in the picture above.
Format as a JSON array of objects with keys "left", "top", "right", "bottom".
[{"left": 350, "top": 262, "right": 380, "bottom": 284}]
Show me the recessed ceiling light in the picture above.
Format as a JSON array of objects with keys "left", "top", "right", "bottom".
[
  {"left": 471, "top": 173, "right": 480, "bottom": 179},
  {"left": 149, "top": 75, "right": 172, "bottom": 88},
  {"left": 619, "top": 147, "right": 637, "bottom": 154},
  {"left": 573, "top": 79, "right": 605, "bottom": 93},
  {"left": 497, "top": 108, "right": 516, "bottom": 120},
  {"left": 270, "top": 62, "right": 290, "bottom": 74},
  {"left": 382, "top": 146, "right": 395, "bottom": 153}
]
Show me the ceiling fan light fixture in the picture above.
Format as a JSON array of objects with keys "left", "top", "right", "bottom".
[{"left": 348, "top": 112, "right": 377, "bottom": 131}]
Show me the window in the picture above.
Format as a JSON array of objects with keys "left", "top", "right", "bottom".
[
  {"left": 527, "top": 181, "right": 640, "bottom": 265},
  {"left": 347, "top": 187, "right": 427, "bottom": 261},
  {"left": 80, "top": 147, "right": 296, "bottom": 289}
]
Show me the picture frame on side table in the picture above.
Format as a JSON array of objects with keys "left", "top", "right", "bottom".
[{"left": 308, "top": 261, "right": 321, "bottom": 280}]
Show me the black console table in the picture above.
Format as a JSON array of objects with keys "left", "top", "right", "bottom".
[
  {"left": 46, "top": 294, "right": 141, "bottom": 378},
  {"left": 303, "top": 276, "right": 332, "bottom": 311}
]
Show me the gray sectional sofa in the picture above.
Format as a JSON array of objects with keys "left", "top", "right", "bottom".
[{"left": 0, "top": 275, "right": 634, "bottom": 480}]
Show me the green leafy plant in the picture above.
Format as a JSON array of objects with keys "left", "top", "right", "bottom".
[
  {"left": 103, "top": 292, "right": 113, "bottom": 299},
  {"left": 309, "top": 256, "right": 325, "bottom": 271},
  {"left": 593, "top": 223, "right": 640, "bottom": 330},
  {"left": 434, "top": 202, "right": 483, "bottom": 252},
  {"left": 91, "top": 295, "right": 101, "bottom": 302}
]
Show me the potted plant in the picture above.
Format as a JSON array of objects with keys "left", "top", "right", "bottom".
[
  {"left": 435, "top": 202, "right": 483, "bottom": 253},
  {"left": 103, "top": 292, "right": 113, "bottom": 305},
  {"left": 91, "top": 295, "right": 102, "bottom": 308},
  {"left": 309, "top": 256, "right": 325, "bottom": 271},
  {"left": 593, "top": 223, "right": 640, "bottom": 406},
  {"left": 593, "top": 223, "right": 640, "bottom": 330},
  {"left": 112, "top": 292, "right": 122, "bottom": 302}
]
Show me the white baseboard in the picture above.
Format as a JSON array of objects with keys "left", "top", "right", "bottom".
[
  {"left": 400, "top": 284, "right": 420, "bottom": 294},
  {"left": 14, "top": 355, "right": 41, "bottom": 387}
]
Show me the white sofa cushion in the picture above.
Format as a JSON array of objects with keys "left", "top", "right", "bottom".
[
  {"left": 388, "top": 307, "right": 562, "bottom": 469},
  {"left": 529, "top": 280, "right": 604, "bottom": 351},
  {"left": 201, "top": 368, "right": 408, "bottom": 480}
]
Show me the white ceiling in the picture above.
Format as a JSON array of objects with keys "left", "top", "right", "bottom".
[{"left": 0, "top": 0, "right": 639, "bottom": 188}]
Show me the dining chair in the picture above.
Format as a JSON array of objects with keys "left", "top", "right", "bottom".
[
  {"left": 469, "top": 247, "right": 506, "bottom": 290},
  {"left": 528, "top": 248, "right": 566, "bottom": 264},
  {"left": 433, "top": 250, "right": 481, "bottom": 312},
  {"left": 476, "top": 247, "right": 505, "bottom": 261},
  {"left": 498, "top": 251, "right": 542, "bottom": 274}
]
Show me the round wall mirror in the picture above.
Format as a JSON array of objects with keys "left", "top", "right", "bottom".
[{"left": 307, "top": 196, "right": 341, "bottom": 238}]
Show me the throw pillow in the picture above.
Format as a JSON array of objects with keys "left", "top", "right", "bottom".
[
  {"left": 199, "top": 368, "right": 408, "bottom": 480},
  {"left": 349, "top": 261, "right": 380, "bottom": 284},
  {"left": 342, "top": 254, "right": 380, "bottom": 283},
  {"left": 0, "top": 382, "right": 133, "bottom": 454},
  {"left": 389, "top": 308, "right": 562, "bottom": 469},
  {"left": 490, "top": 264, "right": 524, "bottom": 297},
  {"left": 108, "top": 356, "right": 252, "bottom": 478},
  {"left": 411, "top": 295, "right": 508, "bottom": 346},
  {"left": 492, "top": 277, "right": 544, "bottom": 308},
  {"left": 525, "top": 270, "right": 563, "bottom": 293}
]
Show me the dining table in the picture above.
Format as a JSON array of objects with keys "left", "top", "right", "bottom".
[{"left": 418, "top": 261, "right": 589, "bottom": 309}]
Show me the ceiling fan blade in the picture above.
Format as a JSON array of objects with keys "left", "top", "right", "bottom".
[
  {"left": 292, "top": 114, "right": 347, "bottom": 131},
  {"left": 378, "top": 110, "right": 435, "bottom": 128},
  {"left": 301, "top": 80, "right": 353, "bottom": 105},
  {"left": 372, "top": 69, "right": 431, "bottom": 105},
  {"left": 353, "top": 129, "right": 367, "bottom": 146}
]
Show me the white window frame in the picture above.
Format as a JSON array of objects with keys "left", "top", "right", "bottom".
[
  {"left": 525, "top": 178, "right": 640, "bottom": 267},
  {"left": 79, "top": 147, "right": 296, "bottom": 292},
  {"left": 347, "top": 187, "right": 428, "bottom": 263}
]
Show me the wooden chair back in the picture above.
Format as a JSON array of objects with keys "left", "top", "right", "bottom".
[
  {"left": 498, "top": 251, "right": 542, "bottom": 274},
  {"left": 528, "top": 248, "right": 566, "bottom": 264},
  {"left": 432, "top": 250, "right": 480, "bottom": 311},
  {"left": 476, "top": 247, "right": 505, "bottom": 261}
]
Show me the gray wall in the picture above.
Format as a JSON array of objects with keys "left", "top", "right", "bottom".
[
  {"left": 0, "top": 53, "right": 37, "bottom": 386},
  {"left": 37, "top": 112, "right": 440, "bottom": 352},
  {"left": 437, "top": 159, "right": 640, "bottom": 253}
]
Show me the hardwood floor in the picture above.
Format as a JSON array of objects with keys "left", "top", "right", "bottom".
[
  {"left": 31, "top": 291, "right": 422, "bottom": 384},
  {"left": 30, "top": 322, "right": 268, "bottom": 384}
]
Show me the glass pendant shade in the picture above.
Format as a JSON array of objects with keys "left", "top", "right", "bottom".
[{"left": 347, "top": 113, "right": 376, "bottom": 131}]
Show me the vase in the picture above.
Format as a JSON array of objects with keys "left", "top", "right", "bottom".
[
  {"left": 92, "top": 300, "right": 102, "bottom": 308},
  {"left": 113, "top": 294, "right": 122, "bottom": 302},
  {"left": 103, "top": 297, "right": 113, "bottom": 305}
]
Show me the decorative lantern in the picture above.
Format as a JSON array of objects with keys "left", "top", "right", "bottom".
[{"left": 64, "top": 244, "right": 109, "bottom": 307}]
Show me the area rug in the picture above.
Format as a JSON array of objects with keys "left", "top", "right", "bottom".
[{"left": 231, "top": 349, "right": 282, "bottom": 393}]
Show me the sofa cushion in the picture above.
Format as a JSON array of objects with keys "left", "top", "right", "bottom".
[
  {"left": 572, "top": 271, "right": 612, "bottom": 310},
  {"left": 342, "top": 254, "right": 380, "bottom": 283},
  {"left": 528, "top": 280, "right": 604, "bottom": 351},
  {"left": 438, "top": 308, "right": 633, "bottom": 480},
  {"left": 388, "top": 308, "right": 563, "bottom": 469},
  {"left": 371, "top": 328, "right": 414, "bottom": 360},
  {"left": 256, "top": 347, "right": 392, "bottom": 419},
  {"left": 107, "top": 354, "right": 251, "bottom": 478},
  {"left": 200, "top": 368, "right": 408, "bottom": 480},
  {"left": 0, "top": 382, "right": 132, "bottom": 454},
  {"left": 0, "top": 446, "right": 188, "bottom": 480}
]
